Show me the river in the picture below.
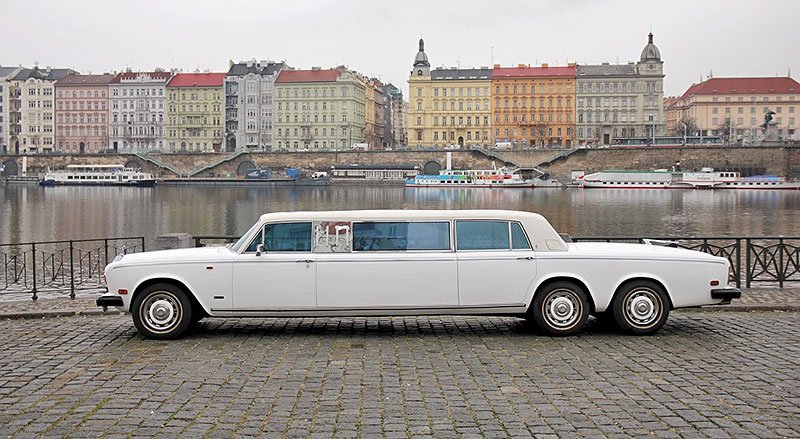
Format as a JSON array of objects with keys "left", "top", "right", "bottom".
[{"left": 1, "top": 184, "right": 799, "bottom": 245}]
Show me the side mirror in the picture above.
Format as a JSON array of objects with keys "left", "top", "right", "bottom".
[{"left": 256, "top": 244, "right": 265, "bottom": 256}]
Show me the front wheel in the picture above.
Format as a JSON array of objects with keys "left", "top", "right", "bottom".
[
  {"left": 611, "top": 281, "right": 670, "bottom": 335},
  {"left": 529, "top": 281, "right": 589, "bottom": 336},
  {"left": 131, "top": 283, "right": 193, "bottom": 339}
]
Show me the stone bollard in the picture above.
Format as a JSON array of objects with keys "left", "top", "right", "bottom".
[{"left": 154, "top": 233, "right": 192, "bottom": 250}]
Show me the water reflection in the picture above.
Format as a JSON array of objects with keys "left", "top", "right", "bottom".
[{"left": 1, "top": 185, "right": 798, "bottom": 244}]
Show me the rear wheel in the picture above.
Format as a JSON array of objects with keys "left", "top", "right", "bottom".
[
  {"left": 530, "top": 281, "right": 589, "bottom": 336},
  {"left": 611, "top": 281, "right": 670, "bottom": 335},
  {"left": 131, "top": 283, "right": 193, "bottom": 339}
]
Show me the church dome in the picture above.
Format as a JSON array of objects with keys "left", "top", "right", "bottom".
[
  {"left": 414, "top": 38, "right": 430, "bottom": 67},
  {"left": 640, "top": 32, "right": 661, "bottom": 62}
]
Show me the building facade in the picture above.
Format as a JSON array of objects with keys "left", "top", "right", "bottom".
[
  {"left": 408, "top": 39, "right": 492, "bottom": 148},
  {"left": 274, "top": 68, "right": 366, "bottom": 151},
  {"left": 109, "top": 70, "right": 172, "bottom": 152},
  {"left": 8, "top": 67, "right": 76, "bottom": 154},
  {"left": 492, "top": 64, "right": 576, "bottom": 148},
  {"left": 669, "top": 76, "right": 799, "bottom": 142},
  {"left": 54, "top": 74, "right": 114, "bottom": 154},
  {"left": 0, "top": 66, "right": 24, "bottom": 154},
  {"left": 576, "top": 33, "right": 666, "bottom": 145},
  {"left": 224, "top": 60, "right": 287, "bottom": 152},
  {"left": 166, "top": 73, "right": 226, "bottom": 152}
]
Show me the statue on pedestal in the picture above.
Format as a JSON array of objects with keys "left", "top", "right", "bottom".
[{"left": 761, "top": 108, "right": 779, "bottom": 142}]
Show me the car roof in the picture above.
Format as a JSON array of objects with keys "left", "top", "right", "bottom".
[{"left": 258, "top": 209, "right": 545, "bottom": 223}]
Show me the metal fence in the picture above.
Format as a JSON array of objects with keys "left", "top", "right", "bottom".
[{"left": 0, "top": 237, "right": 146, "bottom": 301}]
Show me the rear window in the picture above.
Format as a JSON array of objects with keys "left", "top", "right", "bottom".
[{"left": 353, "top": 222, "right": 450, "bottom": 251}]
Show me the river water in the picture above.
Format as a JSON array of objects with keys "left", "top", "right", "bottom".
[{"left": 1, "top": 184, "right": 799, "bottom": 245}]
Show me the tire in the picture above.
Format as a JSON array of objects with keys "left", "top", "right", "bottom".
[
  {"left": 131, "top": 283, "right": 193, "bottom": 339},
  {"left": 529, "top": 281, "right": 590, "bottom": 336},
  {"left": 611, "top": 280, "right": 670, "bottom": 335}
]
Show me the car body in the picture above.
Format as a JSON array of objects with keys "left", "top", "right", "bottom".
[{"left": 97, "top": 210, "right": 740, "bottom": 338}]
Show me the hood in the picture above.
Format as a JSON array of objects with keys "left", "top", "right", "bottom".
[{"left": 109, "top": 246, "right": 231, "bottom": 267}]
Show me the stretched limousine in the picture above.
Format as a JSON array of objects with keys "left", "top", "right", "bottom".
[{"left": 97, "top": 210, "right": 740, "bottom": 339}]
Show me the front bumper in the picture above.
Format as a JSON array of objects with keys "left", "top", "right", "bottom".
[
  {"left": 97, "top": 295, "right": 124, "bottom": 309},
  {"left": 710, "top": 287, "right": 742, "bottom": 304}
]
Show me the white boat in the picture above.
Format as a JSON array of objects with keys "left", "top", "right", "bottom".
[
  {"left": 577, "top": 168, "right": 800, "bottom": 190},
  {"left": 40, "top": 164, "right": 156, "bottom": 187},
  {"left": 405, "top": 167, "right": 537, "bottom": 188}
]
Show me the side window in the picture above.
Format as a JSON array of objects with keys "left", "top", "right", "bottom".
[
  {"left": 511, "top": 222, "right": 531, "bottom": 250},
  {"left": 249, "top": 222, "right": 312, "bottom": 252},
  {"left": 456, "top": 220, "right": 510, "bottom": 250},
  {"left": 353, "top": 222, "right": 450, "bottom": 251}
]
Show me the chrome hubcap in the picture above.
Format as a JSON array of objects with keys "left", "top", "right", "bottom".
[
  {"left": 625, "top": 289, "right": 661, "bottom": 327},
  {"left": 544, "top": 289, "right": 582, "bottom": 329},
  {"left": 141, "top": 292, "right": 181, "bottom": 333}
]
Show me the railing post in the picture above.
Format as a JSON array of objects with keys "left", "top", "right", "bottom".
[
  {"left": 141, "top": 237, "right": 146, "bottom": 252},
  {"left": 745, "top": 238, "right": 752, "bottom": 289},
  {"left": 779, "top": 237, "right": 785, "bottom": 288},
  {"left": 104, "top": 239, "right": 109, "bottom": 266},
  {"left": 69, "top": 240, "right": 75, "bottom": 299},
  {"left": 735, "top": 238, "right": 741, "bottom": 289},
  {"left": 31, "top": 243, "right": 37, "bottom": 301}
]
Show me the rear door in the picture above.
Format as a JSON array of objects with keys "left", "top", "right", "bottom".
[{"left": 456, "top": 220, "right": 537, "bottom": 306}]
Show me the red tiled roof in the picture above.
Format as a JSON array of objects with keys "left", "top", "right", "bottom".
[
  {"left": 492, "top": 66, "right": 576, "bottom": 78},
  {"left": 55, "top": 74, "right": 115, "bottom": 86},
  {"left": 275, "top": 69, "right": 341, "bottom": 83},
  {"left": 110, "top": 71, "right": 173, "bottom": 83},
  {"left": 166, "top": 73, "right": 226, "bottom": 87},
  {"left": 681, "top": 77, "right": 799, "bottom": 98}
]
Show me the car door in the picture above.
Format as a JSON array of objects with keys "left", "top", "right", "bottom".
[
  {"left": 232, "top": 222, "right": 316, "bottom": 311},
  {"left": 456, "top": 220, "right": 537, "bottom": 306},
  {"left": 316, "top": 220, "right": 459, "bottom": 309}
]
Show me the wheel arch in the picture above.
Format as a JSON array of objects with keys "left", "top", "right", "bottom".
[
  {"left": 530, "top": 275, "right": 596, "bottom": 314},
  {"left": 612, "top": 275, "right": 674, "bottom": 310},
  {"left": 131, "top": 276, "right": 209, "bottom": 317}
]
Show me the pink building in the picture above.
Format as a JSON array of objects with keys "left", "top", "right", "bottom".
[{"left": 55, "top": 74, "right": 115, "bottom": 153}]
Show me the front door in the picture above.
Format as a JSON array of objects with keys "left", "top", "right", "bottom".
[
  {"left": 455, "top": 221, "right": 537, "bottom": 306},
  {"left": 603, "top": 134, "right": 610, "bottom": 144},
  {"left": 232, "top": 222, "right": 316, "bottom": 311}
]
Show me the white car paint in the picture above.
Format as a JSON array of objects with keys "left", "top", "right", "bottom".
[{"left": 100, "top": 210, "right": 734, "bottom": 321}]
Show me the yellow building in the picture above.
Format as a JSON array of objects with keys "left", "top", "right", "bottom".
[
  {"left": 166, "top": 73, "right": 226, "bottom": 152},
  {"left": 408, "top": 39, "right": 493, "bottom": 148}
]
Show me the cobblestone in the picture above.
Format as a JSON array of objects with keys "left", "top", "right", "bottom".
[{"left": 0, "top": 312, "right": 797, "bottom": 437}]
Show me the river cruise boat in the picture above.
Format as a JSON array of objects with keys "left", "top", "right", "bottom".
[
  {"left": 97, "top": 209, "right": 740, "bottom": 339},
  {"left": 406, "top": 167, "right": 538, "bottom": 188},
  {"left": 40, "top": 165, "right": 156, "bottom": 187},
  {"left": 577, "top": 168, "right": 800, "bottom": 190}
]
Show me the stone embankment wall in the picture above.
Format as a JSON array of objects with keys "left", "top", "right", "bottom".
[{"left": 1, "top": 147, "right": 797, "bottom": 181}]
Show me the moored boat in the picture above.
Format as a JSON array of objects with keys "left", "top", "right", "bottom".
[
  {"left": 576, "top": 168, "right": 800, "bottom": 190},
  {"left": 39, "top": 165, "right": 156, "bottom": 187},
  {"left": 405, "top": 167, "right": 538, "bottom": 188}
]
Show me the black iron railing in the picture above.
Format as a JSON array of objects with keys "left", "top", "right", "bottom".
[
  {"left": 193, "top": 235, "right": 800, "bottom": 289},
  {"left": 0, "top": 237, "right": 146, "bottom": 301}
]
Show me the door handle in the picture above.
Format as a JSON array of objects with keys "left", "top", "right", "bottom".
[
  {"left": 516, "top": 256, "right": 535, "bottom": 260},
  {"left": 296, "top": 259, "right": 314, "bottom": 263}
]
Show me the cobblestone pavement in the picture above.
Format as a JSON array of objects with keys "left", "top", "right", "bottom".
[{"left": 0, "top": 312, "right": 798, "bottom": 438}]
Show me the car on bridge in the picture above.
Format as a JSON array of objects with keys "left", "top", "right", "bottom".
[{"left": 97, "top": 210, "right": 740, "bottom": 339}]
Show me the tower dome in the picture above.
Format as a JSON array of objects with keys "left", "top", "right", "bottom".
[
  {"left": 412, "top": 38, "right": 430, "bottom": 77},
  {"left": 640, "top": 32, "right": 661, "bottom": 62}
]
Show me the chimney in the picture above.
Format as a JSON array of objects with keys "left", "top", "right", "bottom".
[
  {"left": 493, "top": 64, "right": 500, "bottom": 68},
  {"left": 517, "top": 64, "right": 526, "bottom": 68}
]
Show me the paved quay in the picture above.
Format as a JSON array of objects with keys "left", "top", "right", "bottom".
[{"left": 0, "top": 308, "right": 798, "bottom": 437}]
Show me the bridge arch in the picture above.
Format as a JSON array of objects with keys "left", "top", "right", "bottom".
[
  {"left": 1, "top": 159, "right": 18, "bottom": 176},
  {"left": 124, "top": 159, "right": 144, "bottom": 170},
  {"left": 422, "top": 161, "right": 441, "bottom": 175},
  {"left": 236, "top": 160, "right": 256, "bottom": 176}
]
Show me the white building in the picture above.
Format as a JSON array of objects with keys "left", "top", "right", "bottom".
[
  {"left": 0, "top": 66, "right": 24, "bottom": 154},
  {"left": 225, "top": 60, "right": 287, "bottom": 151},
  {"left": 576, "top": 33, "right": 665, "bottom": 145},
  {"left": 7, "top": 67, "right": 76, "bottom": 154},
  {"left": 109, "top": 70, "right": 172, "bottom": 153}
]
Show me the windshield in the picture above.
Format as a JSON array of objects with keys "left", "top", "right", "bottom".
[{"left": 230, "top": 221, "right": 262, "bottom": 253}]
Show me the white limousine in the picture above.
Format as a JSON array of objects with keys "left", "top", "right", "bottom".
[{"left": 97, "top": 210, "right": 740, "bottom": 339}]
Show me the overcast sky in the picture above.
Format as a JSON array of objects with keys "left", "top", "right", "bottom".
[{"left": 1, "top": 0, "right": 797, "bottom": 97}]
